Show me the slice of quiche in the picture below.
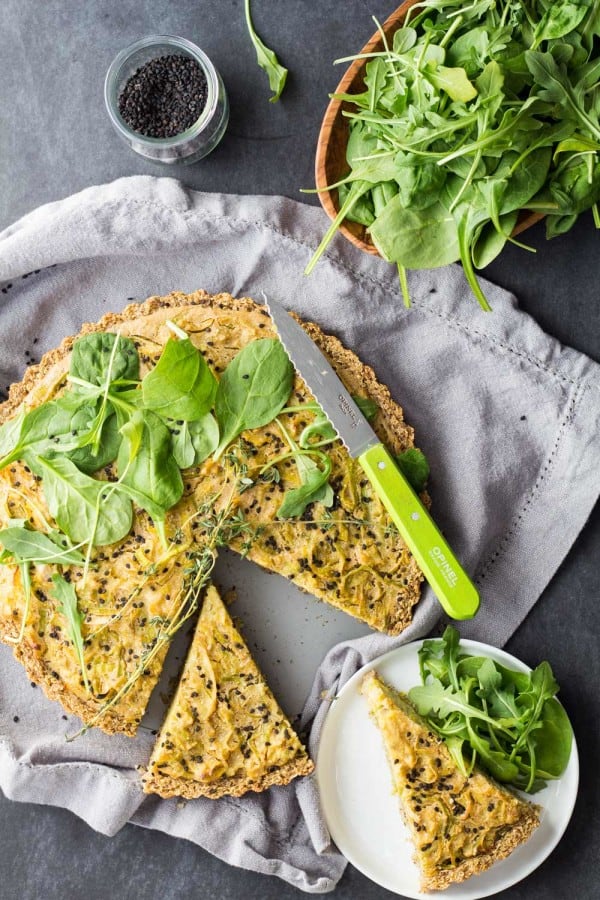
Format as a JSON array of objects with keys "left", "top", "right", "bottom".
[
  {"left": 0, "top": 289, "right": 425, "bottom": 736},
  {"left": 142, "top": 584, "right": 313, "bottom": 798},
  {"left": 361, "top": 670, "right": 540, "bottom": 892}
]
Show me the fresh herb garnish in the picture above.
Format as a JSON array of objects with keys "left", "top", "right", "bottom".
[
  {"left": 169, "top": 413, "right": 219, "bottom": 469},
  {"left": 117, "top": 409, "right": 184, "bottom": 544},
  {"left": 50, "top": 573, "right": 90, "bottom": 695},
  {"left": 396, "top": 448, "right": 430, "bottom": 494},
  {"left": 308, "top": 2, "right": 600, "bottom": 307},
  {"left": 213, "top": 337, "right": 294, "bottom": 458},
  {"left": 244, "top": 0, "right": 288, "bottom": 102},
  {"left": 408, "top": 626, "right": 573, "bottom": 793},
  {"left": 141, "top": 322, "right": 217, "bottom": 421}
]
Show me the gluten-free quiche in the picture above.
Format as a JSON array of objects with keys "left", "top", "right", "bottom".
[
  {"left": 142, "top": 584, "right": 313, "bottom": 798},
  {"left": 0, "top": 289, "right": 424, "bottom": 737},
  {"left": 361, "top": 670, "right": 540, "bottom": 891}
]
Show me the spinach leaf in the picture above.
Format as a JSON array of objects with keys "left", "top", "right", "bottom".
[
  {"left": 141, "top": 334, "right": 217, "bottom": 422},
  {"left": 64, "top": 409, "right": 121, "bottom": 474},
  {"left": 0, "top": 403, "right": 66, "bottom": 469},
  {"left": 33, "top": 455, "right": 132, "bottom": 546},
  {"left": 170, "top": 413, "right": 219, "bottom": 469},
  {"left": 395, "top": 448, "right": 430, "bottom": 493},
  {"left": 50, "top": 573, "right": 90, "bottom": 694},
  {"left": 117, "top": 409, "right": 183, "bottom": 527},
  {"left": 244, "top": 0, "right": 287, "bottom": 102},
  {"left": 369, "top": 197, "right": 460, "bottom": 268},
  {"left": 213, "top": 339, "right": 294, "bottom": 459},
  {"left": 70, "top": 332, "right": 139, "bottom": 388}
]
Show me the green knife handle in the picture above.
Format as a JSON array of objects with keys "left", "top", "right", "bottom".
[{"left": 358, "top": 443, "right": 479, "bottom": 620}]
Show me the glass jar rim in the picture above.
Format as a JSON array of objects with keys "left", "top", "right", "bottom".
[{"left": 104, "top": 34, "right": 220, "bottom": 147}]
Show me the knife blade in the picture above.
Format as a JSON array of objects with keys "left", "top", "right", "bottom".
[{"left": 265, "top": 297, "right": 479, "bottom": 621}]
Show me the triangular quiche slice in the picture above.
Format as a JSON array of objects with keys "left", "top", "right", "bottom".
[
  {"left": 361, "top": 670, "right": 540, "bottom": 892},
  {"left": 142, "top": 584, "right": 313, "bottom": 798},
  {"left": 0, "top": 289, "right": 424, "bottom": 736}
]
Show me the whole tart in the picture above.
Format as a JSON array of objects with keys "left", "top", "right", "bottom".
[{"left": 0, "top": 290, "right": 425, "bottom": 736}]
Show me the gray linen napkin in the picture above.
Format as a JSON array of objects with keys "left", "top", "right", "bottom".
[{"left": 1, "top": 176, "right": 599, "bottom": 893}]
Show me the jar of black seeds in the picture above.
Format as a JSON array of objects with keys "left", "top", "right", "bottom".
[{"left": 105, "top": 35, "right": 228, "bottom": 163}]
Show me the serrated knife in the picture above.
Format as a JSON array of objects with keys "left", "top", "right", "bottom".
[{"left": 265, "top": 297, "right": 479, "bottom": 621}]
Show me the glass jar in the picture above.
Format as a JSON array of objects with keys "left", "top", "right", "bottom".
[{"left": 104, "top": 35, "right": 229, "bottom": 164}]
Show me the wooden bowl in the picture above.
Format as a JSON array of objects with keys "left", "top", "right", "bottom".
[{"left": 314, "top": 1, "right": 542, "bottom": 257}]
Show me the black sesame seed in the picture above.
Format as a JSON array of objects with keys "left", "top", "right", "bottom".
[{"left": 117, "top": 55, "right": 208, "bottom": 139}]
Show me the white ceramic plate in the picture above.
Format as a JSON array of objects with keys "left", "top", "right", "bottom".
[{"left": 316, "top": 639, "right": 579, "bottom": 899}]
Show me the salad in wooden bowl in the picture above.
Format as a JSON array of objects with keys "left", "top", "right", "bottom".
[{"left": 310, "top": 0, "right": 600, "bottom": 308}]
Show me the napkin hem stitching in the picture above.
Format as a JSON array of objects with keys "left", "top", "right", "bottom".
[
  {"left": 475, "top": 380, "right": 583, "bottom": 583},
  {"left": 107, "top": 196, "right": 580, "bottom": 390}
]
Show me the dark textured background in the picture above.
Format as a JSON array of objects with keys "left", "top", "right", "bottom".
[{"left": 1, "top": 2, "right": 599, "bottom": 898}]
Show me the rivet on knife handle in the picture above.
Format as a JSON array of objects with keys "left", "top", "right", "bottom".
[{"left": 358, "top": 443, "right": 479, "bottom": 620}]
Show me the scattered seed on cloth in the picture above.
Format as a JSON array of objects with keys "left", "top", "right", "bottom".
[{"left": 118, "top": 55, "right": 208, "bottom": 139}]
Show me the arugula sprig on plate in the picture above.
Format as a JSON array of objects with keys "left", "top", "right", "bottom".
[{"left": 408, "top": 626, "right": 573, "bottom": 793}]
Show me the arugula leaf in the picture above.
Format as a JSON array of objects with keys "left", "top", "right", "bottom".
[
  {"left": 0, "top": 525, "right": 85, "bottom": 566},
  {"left": 213, "top": 339, "right": 294, "bottom": 459},
  {"left": 532, "top": 1, "right": 591, "bottom": 49},
  {"left": 244, "top": 0, "right": 288, "bottom": 102},
  {"left": 410, "top": 626, "right": 573, "bottom": 792},
  {"left": 50, "top": 573, "right": 90, "bottom": 694},
  {"left": 141, "top": 333, "right": 217, "bottom": 422},
  {"left": 170, "top": 414, "right": 219, "bottom": 469},
  {"left": 277, "top": 452, "right": 333, "bottom": 519},
  {"left": 395, "top": 448, "right": 430, "bottom": 493},
  {"left": 33, "top": 455, "right": 132, "bottom": 546}
]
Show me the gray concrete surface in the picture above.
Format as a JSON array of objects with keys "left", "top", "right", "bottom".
[{"left": 1, "top": 2, "right": 599, "bottom": 899}]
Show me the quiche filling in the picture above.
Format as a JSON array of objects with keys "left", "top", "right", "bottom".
[
  {"left": 143, "top": 585, "right": 313, "bottom": 797},
  {"left": 361, "top": 670, "right": 539, "bottom": 891}
]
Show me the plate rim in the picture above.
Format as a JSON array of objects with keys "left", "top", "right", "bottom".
[{"left": 315, "top": 637, "right": 580, "bottom": 899}]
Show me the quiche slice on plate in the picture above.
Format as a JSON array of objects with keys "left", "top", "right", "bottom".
[
  {"left": 361, "top": 670, "right": 540, "bottom": 892},
  {"left": 142, "top": 584, "right": 313, "bottom": 798},
  {"left": 0, "top": 289, "right": 425, "bottom": 737}
]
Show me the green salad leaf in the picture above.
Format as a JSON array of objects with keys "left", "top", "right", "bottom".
[
  {"left": 395, "top": 448, "right": 430, "bottom": 493},
  {"left": 308, "top": 1, "right": 600, "bottom": 307},
  {"left": 244, "top": 0, "right": 288, "bottom": 102},
  {"left": 33, "top": 455, "right": 133, "bottom": 547},
  {"left": 117, "top": 409, "right": 184, "bottom": 532},
  {"left": 408, "top": 626, "right": 573, "bottom": 792},
  {"left": 141, "top": 331, "right": 217, "bottom": 422},
  {"left": 50, "top": 573, "right": 90, "bottom": 694},
  {"left": 170, "top": 414, "right": 220, "bottom": 469},
  {"left": 213, "top": 338, "right": 294, "bottom": 458}
]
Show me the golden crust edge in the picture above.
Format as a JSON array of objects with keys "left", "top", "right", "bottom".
[
  {"left": 421, "top": 805, "right": 540, "bottom": 892},
  {"left": 141, "top": 754, "right": 314, "bottom": 800}
]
